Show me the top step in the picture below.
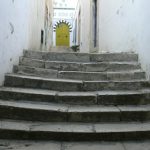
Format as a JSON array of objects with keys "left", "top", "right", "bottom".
[{"left": 23, "top": 50, "right": 138, "bottom": 62}]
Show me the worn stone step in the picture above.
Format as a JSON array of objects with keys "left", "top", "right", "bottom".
[
  {"left": 4, "top": 74, "right": 149, "bottom": 91},
  {"left": 4, "top": 74, "right": 83, "bottom": 92},
  {"left": 13, "top": 65, "right": 58, "bottom": 78},
  {"left": 0, "top": 120, "right": 150, "bottom": 141},
  {"left": 1, "top": 87, "right": 150, "bottom": 105},
  {"left": 14, "top": 65, "right": 145, "bottom": 81},
  {"left": 0, "top": 87, "right": 97, "bottom": 105},
  {"left": 83, "top": 80, "right": 150, "bottom": 91},
  {"left": 19, "top": 57, "right": 141, "bottom": 72},
  {"left": 0, "top": 100, "right": 118, "bottom": 122},
  {"left": 0, "top": 100, "right": 150, "bottom": 122},
  {"left": 97, "top": 89, "right": 150, "bottom": 105},
  {"left": 23, "top": 50, "right": 139, "bottom": 62},
  {"left": 58, "top": 70, "right": 145, "bottom": 81}
]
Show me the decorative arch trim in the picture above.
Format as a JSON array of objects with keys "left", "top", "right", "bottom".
[{"left": 53, "top": 20, "right": 72, "bottom": 32}]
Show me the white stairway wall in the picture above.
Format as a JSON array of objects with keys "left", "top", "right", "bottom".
[
  {"left": 0, "top": 0, "right": 52, "bottom": 85},
  {"left": 98, "top": 0, "right": 150, "bottom": 80}
]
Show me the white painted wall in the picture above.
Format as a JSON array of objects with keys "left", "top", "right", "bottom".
[
  {"left": 98, "top": 0, "right": 150, "bottom": 80},
  {"left": 77, "top": 0, "right": 150, "bottom": 80},
  {"left": 133, "top": 0, "right": 150, "bottom": 80},
  {"left": 79, "top": 0, "right": 91, "bottom": 53},
  {"left": 98, "top": 0, "right": 138, "bottom": 53},
  {"left": 0, "top": 0, "right": 53, "bottom": 85}
]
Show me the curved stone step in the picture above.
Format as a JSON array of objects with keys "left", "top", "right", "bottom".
[
  {"left": 19, "top": 57, "right": 141, "bottom": 72},
  {"left": 14, "top": 65, "right": 58, "bottom": 78},
  {"left": 0, "top": 87, "right": 97, "bottom": 105},
  {"left": 1, "top": 87, "right": 150, "bottom": 105},
  {"left": 0, "top": 100, "right": 150, "bottom": 122},
  {"left": 4, "top": 74, "right": 83, "bottom": 92},
  {"left": 4, "top": 74, "right": 149, "bottom": 91},
  {"left": 0, "top": 120, "right": 150, "bottom": 141},
  {"left": 14, "top": 65, "right": 145, "bottom": 81},
  {"left": 58, "top": 70, "right": 145, "bottom": 81},
  {"left": 23, "top": 50, "right": 138, "bottom": 62}
]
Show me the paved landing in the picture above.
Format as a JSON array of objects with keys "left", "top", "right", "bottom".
[{"left": 0, "top": 140, "right": 150, "bottom": 150}]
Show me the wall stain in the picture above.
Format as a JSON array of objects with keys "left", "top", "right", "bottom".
[{"left": 9, "top": 22, "right": 14, "bottom": 34}]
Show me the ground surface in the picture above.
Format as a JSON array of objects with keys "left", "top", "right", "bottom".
[{"left": 0, "top": 140, "right": 150, "bottom": 150}]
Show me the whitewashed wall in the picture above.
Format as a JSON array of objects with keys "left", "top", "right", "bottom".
[
  {"left": 134, "top": 0, "right": 150, "bottom": 80},
  {"left": 0, "top": 0, "right": 53, "bottom": 85},
  {"left": 98, "top": 0, "right": 150, "bottom": 80},
  {"left": 98, "top": 0, "right": 138, "bottom": 52},
  {"left": 77, "top": 0, "right": 150, "bottom": 80},
  {"left": 79, "top": 0, "right": 91, "bottom": 53}
]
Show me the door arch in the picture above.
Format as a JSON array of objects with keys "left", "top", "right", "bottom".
[{"left": 56, "top": 22, "right": 70, "bottom": 46}]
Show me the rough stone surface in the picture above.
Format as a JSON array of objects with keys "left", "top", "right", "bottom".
[
  {"left": 0, "top": 140, "right": 150, "bottom": 150},
  {"left": 58, "top": 71, "right": 145, "bottom": 81},
  {"left": 0, "top": 120, "right": 150, "bottom": 141},
  {"left": 14, "top": 65, "right": 58, "bottom": 78},
  {"left": 23, "top": 50, "right": 139, "bottom": 62},
  {"left": 19, "top": 57, "right": 141, "bottom": 72},
  {"left": 0, "top": 50, "right": 150, "bottom": 143},
  {"left": 63, "top": 142, "right": 125, "bottom": 150},
  {"left": 4, "top": 74, "right": 83, "bottom": 91}
]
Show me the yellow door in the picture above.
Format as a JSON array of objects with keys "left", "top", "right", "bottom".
[{"left": 56, "top": 23, "right": 70, "bottom": 46}]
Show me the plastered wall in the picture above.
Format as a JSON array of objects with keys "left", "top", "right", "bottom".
[
  {"left": 77, "top": 0, "right": 150, "bottom": 80},
  {"left": 0, "top": 0, "right": 53, "bottom": 85},
  {"left": 98, "top": 0, "right": 150, "bottom": 80}
]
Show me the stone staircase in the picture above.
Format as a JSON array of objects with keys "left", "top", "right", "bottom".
[{"left": 0, "top": 50, "right": 150, "bottom": 141}]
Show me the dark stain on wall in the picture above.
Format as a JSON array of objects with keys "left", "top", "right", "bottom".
[{"left": 9, "top": 22, "right": 14, "bottom": 34}]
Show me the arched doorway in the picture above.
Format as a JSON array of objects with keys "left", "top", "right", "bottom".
[{"left": 56, "top": 22, "right": 70, "bottom": 46}]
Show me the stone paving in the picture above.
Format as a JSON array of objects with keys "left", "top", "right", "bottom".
[{"left": 0, "top": 140, "right": 150, "bottom": 150}]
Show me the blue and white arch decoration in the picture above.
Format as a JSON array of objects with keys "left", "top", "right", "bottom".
[{"left": 53, "top": 20, "right": 73, "bottom": 32}]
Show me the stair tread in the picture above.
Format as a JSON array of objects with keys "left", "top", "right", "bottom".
[
  {"left": 5, "top": 74, "right": 83, "bottom": 83},
  {"left": 5, "top": 73, "right": 148, "bottom": 83},
  {"left": 0, "top": 99, "right": 150, "bottom": 113},
  {"left": 24, "top": 50, "right": 138, "bottom": 55},
  {"left": 1, "top": 119, "right": 150, "bottom": 133},
  {"left": 21, "top": 57, "right": 139, "bottom": 64},
  {"left": 1, "top": 87, "right": 150, "bottom": 95},
  {"left": 17, "top": 65, "right": 143, "bottom": 74}
]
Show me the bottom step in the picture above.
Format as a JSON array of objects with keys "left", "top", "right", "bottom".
[{"left": 0, "top": 120, "right": 150, "bottom": 141}]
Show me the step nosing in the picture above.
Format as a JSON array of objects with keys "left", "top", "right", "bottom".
[{"left": 1, "top": 119, "right": 150, "bottom": 133}]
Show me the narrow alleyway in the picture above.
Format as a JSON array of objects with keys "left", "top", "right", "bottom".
[{"left": 1, "top": 0, "right": 150, "bottom": 149}]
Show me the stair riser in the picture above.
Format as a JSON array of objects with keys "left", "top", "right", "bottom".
[
  {"left": 0, "top": 91, "right": 56, "bottom": 103},
  {"left": 59, "top": 72, "right": 145, "bottom": 81},
  {"left": 5, "top": 76, "right": 143, "bottom": 91},
  {"left": 14, "top": 65, "right": 58, "bottom": 78},
  {"left": 14, "top": 65, "right": 146, "bottom": 81},
  {"left": 98, "top": 94, "right": 150, "bottom": 105},
  {"left": 0, "top": 91, "right": 97, "bottom": 105},
  {"left": 84, "top": 64, "right": 141, "bottom": 72},
  {"left": 23, "top": 51, "right": 90, "bottom": 62},
  {"left": 90, "top": 53, "right": 139, "bottom": 62},
  {"left": 83, "top": 82, "right": 145, "bottom": 91},
  {"left": 20, "top": 57, "right": 45, "bottom": 68},
  {"left": 23, "top": 50, "right": 139, "bottom": 62},
  {"left": 20, "top": 58, "right": 141, "bottom": 72},
  {"left": 0, "top": 106, "right": 150, "bottom": 122},
  {"left": 4, "top": 76, "right": 82, "bottom": 92},
  {"left": 0, "top": 90, "right": 150, "bottom": 105},
  {"left": 4, "top": 75, "right": 147, "bottom": 91},
  {"left": 0, "top": 130, "right": 149, "bottom": 141}
]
